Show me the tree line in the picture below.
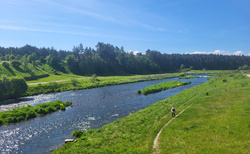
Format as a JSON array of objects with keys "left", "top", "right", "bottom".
[{"left": 1, "top": 43, "right": 250, "bottom": 75}]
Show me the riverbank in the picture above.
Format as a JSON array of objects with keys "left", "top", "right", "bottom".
[
  {"left": 25, "top": 73, "right": 184, "bottom": 97},
  {"left": 52, "top": 71, "right": 249, "bottom": 153},
  {"left": 0, "top": 73, "right": 209, "bottom": 153}
]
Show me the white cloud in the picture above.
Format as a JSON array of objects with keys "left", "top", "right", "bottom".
[
  {"left": 188, "top": 50, "right": 247, "bottom": 56},
  {"left": 127, "top": 50, "right": 141, "bottom": 55},
  {"left": 190, "top": 51, "right": 210, "bottom": 54},
  {"left": 233, "top": 51, "right": 244, "bottom": 55},
  {"left": 214, "top": 50, "right": 226, "bottom": 54}
]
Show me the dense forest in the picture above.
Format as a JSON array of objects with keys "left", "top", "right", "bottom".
[{"left": 1, "top": 43, "right": 250, "bottom": 75}]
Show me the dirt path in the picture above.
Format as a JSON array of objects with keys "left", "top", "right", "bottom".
[
  {"left": 27, "top": 79, "right": 71, "bottom": 85},
  {"left": 152, "top": 103, "right": 193, "bottom": 154},
  {"left": 27, "top": 78, "right": 87, "bottom": 86},
  {"left": 247, "top": 74, "right": 250, "bottom": 78}
]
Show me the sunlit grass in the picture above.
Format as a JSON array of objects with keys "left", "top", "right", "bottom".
[
  {"left": 158, "top": 74, "right": 250, "bottom": 153},
  {"left": 0, "top": 101, "right": 72, "bottom": 125},
  {"left": 52, "top": 71, "right": 249, "bottom": 153}
]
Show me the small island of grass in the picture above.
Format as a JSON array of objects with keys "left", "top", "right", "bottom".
[
  {"left": 0, "top": 100, "right": 72, "bottom": 126},
  {"left": 139, "top": 81, "right": 191, "bottom": 95}
]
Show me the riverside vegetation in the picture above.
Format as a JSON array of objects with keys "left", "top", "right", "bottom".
[
  {"left": 0, "top": 57, "right": 184, "bottom": 101},
  {"left": 52, "top": 71, "right": 249, "bottom": 153},
  {"left": 138, "top": 81, "right": 191, "bottom": 95},
  {"left": 1, "top": 43, "right": 250, "bottom": 101},
  {"left": 0, "top": 100, "right": 72, "bottom": 126},
  {"left": 179, "top": 75, "right": 198, "bottom": 79},
  {"left": 26, "top": 73, "right": 183, "bottom": 97}
]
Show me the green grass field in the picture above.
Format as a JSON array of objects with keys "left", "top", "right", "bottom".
[
  {"left": 158, "top": 73, "right": 250, "bottom": 153},
  {"left": 52, "top": 71, "right": 250, "bottom": 153}
]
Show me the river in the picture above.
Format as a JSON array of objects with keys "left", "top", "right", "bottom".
[{"left": 0, "top": 75, "right": 209, "bottom": 154}]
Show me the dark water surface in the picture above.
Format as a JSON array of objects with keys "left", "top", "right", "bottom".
[{"left": 0, "top": 75, "right": 209, "bottom": 153}]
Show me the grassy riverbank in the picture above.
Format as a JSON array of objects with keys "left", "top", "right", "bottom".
[
  {"left": 25, "top": 73, "right": 183, "bottom": 96},
  {"left": 0, "top": 101, "right": 72, "bottom": 125},
  {"left": 52, "top": 71, "right": 249, "bottom": 153}
]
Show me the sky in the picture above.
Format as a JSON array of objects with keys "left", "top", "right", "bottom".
[{"left": 0, "top": 0, "right": 250, "bottom": 55}]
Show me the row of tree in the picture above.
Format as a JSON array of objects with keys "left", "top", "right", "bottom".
[{"left": 1, "top": 43, "right": 250, "bottom": 75}]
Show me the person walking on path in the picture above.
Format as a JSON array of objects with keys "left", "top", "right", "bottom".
[{"left": 171, "top": 106, "right": 176, "bottom": 117}]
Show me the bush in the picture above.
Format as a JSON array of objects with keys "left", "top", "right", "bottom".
[
  {"left": 60, "top": 106, "right": 66, "bottom": 111},
  {"left": 2, "top": 62, "right": 10, "bottom": 68},
  {"left": 26, "top": 111, "right": 37, "bottom": 119},
  {"left": 72, "top": 130, "right": 86, "bottom": 138},
  {"left": 0, "top": 77, "right": 28, "bottom": 101},
  {"left": 0, "top": 100, "right": 72, "bottom": 125},
  {"left": 11, "top": 60, "right": 22, "bottom": 68},
  {"left": 71, "top": 79, "right": 79, "bottom": 86}
]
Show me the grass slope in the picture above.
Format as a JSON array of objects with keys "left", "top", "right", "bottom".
[
  {"left": 25, "top": 73, "right": 183, "bottom": 96},
  {"left": 0, "top": 62, "right": 47, "bottom": 77},
  {"left": 52, "top": 71, "right": 249, "bottom": 153},
  {"left": 158, "top": 74, "right": 250, "bottom": 153}
]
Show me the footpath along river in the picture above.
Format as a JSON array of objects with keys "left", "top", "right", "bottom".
[{"left": 0, "top": 75, "right": 209, "bottom": 154}]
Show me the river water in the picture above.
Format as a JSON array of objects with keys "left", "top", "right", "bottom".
[{"left": 0, "top": 75, "right": 209, "bottom": 154}]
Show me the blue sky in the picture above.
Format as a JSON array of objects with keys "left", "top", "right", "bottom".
[{"left": 0, "top": 0, "right": 250, "bottom": 55}]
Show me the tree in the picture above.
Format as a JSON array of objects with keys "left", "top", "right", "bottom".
[
  {"left": 66, "top": 55, "right": 79, "bottom": 74},
  {"left": 0, "top": 76, "right": 27, "bottom": 101},
  {"left": 72, "top": 43, "right": 84, "bottom": 61},
  {"left": 11, "top": 60, "right": 22, "bottom": 68},
  {"left": 180, "top": 64, "right": 185, "bottom": 70},
  {"left": 10, "top": 78, "right": 28, "bottom": 99},
  {"left": 46, "top": 54, "right": 62, "bottom": 71},
  {"left": 27, "top": 53, "right": 37, "bottom": 63},
  {"left": 4, "top": 54, "right": 10, "bottom": 61},
  {"left": 9, "top": 54, "right": 15, "bottom": 61},
  {"left": 96, "top": 42, "right": 116, "bottom": 63}
]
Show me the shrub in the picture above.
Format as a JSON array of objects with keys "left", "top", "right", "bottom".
[
  {"left": 137, "top": 90, "right": 141, "bottom": 94},
  {"left": 0, "top": 100, "right": 72, "bottom": 125},
  {"left": 26, "top": 111, "right": 37, "bottom": 119},
  {"left": 11, "top": 60, "right": 22, "bottom": 68},
  {"left": 71, "top": 79, "right": 79, "bottom": 86},
  {"left": 72, "top": 130, "right": 86, "bottom": 138},
  {"left": 2, "top": 62, "right": 10, "bottom": 68},
  {"left": 7, "top": 117, "right": 13, "bottom": 123},
  {"left": 87, "top": 129, "right": 96, "bottom": 135},
  {"left": 90, "top": 74, "right": 98, "bottom": 83}
]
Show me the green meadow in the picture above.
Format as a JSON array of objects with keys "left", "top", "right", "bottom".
[
  {"left": 52, "top": 71, "right": 250, "bottom": 153},
  {"left": 25, "top": 73, "right": 183, "bottom": 96}
]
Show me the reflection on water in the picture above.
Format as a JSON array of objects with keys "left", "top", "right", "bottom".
[{"left": 0, "top": 76, "right": 209, "bottom": 154}]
